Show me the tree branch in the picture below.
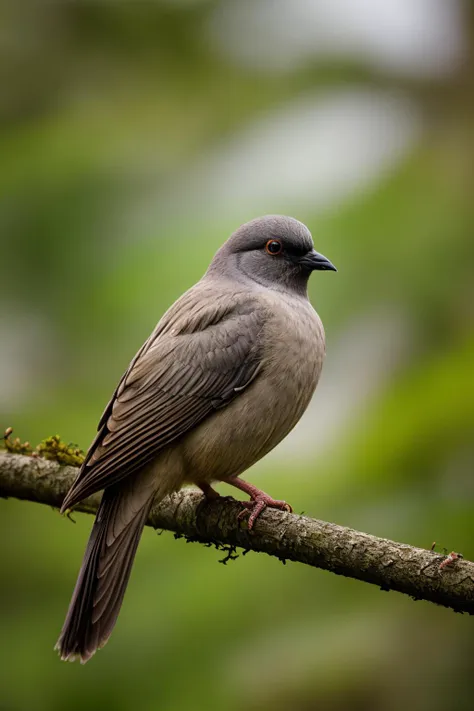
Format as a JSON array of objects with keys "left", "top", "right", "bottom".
[{"left": 1, "top": 451, "right": 473, "bottom": 614}]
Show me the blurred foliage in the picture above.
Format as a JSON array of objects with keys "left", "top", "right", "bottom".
[{"left": 1, "top": 2, "right": 474, "bottom": 711}]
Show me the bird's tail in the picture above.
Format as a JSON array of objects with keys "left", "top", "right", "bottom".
[{"left": 56, "top": 466, "right": 164, "bottom": 663}]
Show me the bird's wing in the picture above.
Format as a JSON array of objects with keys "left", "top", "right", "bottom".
[{"left": 61, "top": 289, "right": 265, "bottom": 511}]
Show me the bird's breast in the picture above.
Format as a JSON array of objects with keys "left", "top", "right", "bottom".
[
  {"left": 262, "top": 296, "right": 325, "bottom": 424},
  {"left": 181, "top": 295, "right": 326, "bottom": 483}
]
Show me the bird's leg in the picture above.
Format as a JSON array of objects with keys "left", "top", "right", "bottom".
[
  {"left": 223, "top": 477, "right": 292, "bottom": 530},
  {"left": 197, "top": 481, "right": 222, "bottom": 501},
  {"left": 196, "top": 482, "right": 237, "bottom": 521}
]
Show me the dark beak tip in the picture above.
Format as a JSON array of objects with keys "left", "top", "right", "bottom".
[
  {"left": 308, "top": 250, "right": 337, "bottom": 273},
  {"left": 298, "top": 249, "right": 337, "bottom": 273}
]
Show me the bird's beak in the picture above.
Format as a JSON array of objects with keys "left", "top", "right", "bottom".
[{"left": 299, "top": 249, "right": 337, "bottom": 272}]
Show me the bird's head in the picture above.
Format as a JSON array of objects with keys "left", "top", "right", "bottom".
[{"left": 208, "top": 215, "right": 336, "bottom": 295}]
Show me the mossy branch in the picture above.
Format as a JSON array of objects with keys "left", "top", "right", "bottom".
[{"left": 1, "top": 449, "right": 473, "bottom": 615}]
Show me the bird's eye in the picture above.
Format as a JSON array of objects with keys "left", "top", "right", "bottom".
[{"left": 265, "top": 239, "right": 283, "bottom": 256}]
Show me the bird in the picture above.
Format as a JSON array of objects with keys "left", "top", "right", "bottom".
[{"left": 56, "top": 214, "right": 336, "bottom": 663}]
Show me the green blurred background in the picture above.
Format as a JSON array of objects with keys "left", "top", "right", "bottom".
[{"left": 1, "top": 1, "right": 474, "bottom": 709}]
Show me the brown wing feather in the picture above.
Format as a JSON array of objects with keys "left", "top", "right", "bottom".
[{"left": 61, "top": 290, "right": 265, "bottom": 511}]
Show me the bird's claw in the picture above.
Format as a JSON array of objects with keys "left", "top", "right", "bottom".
[{"left": 238, "top": 496, "right": 292, "bottom": 530}]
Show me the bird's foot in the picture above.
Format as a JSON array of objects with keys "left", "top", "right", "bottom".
[
  {"left": 222, "top": 477, "right": 292, "bottom": 530},
  {"left": 197, "top": 482, "right": 236, "bottom": 506},
  {"left": 201, "top": 478, "right": 292, "bottom": 529},
  {"left": 237, "top": 492, "right": 292, "bottom": 530},
  {"left": 197, "top": 482, "right": 221, "bottom": 501}
]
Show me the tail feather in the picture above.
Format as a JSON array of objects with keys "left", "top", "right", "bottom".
[{"left": 56, "top": 468, "right": 161, "bottom": 663}]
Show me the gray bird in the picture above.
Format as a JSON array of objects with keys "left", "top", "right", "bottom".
[{"left": 56, "top": 215, "right": 336, "bottom": 663}]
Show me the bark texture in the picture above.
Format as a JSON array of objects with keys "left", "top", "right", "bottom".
[{"left": 1, "top": 451, "right": 473, "bottom": 614}]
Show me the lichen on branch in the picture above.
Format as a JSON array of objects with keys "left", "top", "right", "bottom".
[{"left": 2, "top": 428, "right": 85, "bottom": 466}]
